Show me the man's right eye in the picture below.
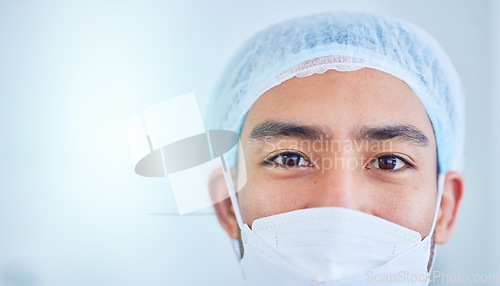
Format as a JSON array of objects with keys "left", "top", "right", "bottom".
[{"left": 264, "top": 151, "right": 313, "bottom": 168}]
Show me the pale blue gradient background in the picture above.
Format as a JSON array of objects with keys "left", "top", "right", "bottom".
[{"left": 0, "top": 1, "right": 498, "bottom": 285}]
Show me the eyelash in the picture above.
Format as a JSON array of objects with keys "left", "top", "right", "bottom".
[
  {"left": 262, "top": 150, "right": 313, "bottom": 168},
  {"left": 262, "top": 151, "right": 415, "bottom": 172},
  {"left": 367, "top": 153, "right": 416, "bottom": 172}
]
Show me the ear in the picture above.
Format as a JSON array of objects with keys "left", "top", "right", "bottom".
[
  {"left": 208, "top": 167, "right": 239, "bottom": 239},
  {"left": 434, "top": 171, "right": 464, "bottom": 244}
]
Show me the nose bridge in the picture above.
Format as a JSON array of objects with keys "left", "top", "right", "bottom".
[{"left": 310, "top": 157, "right": 370, "bottom": 213}]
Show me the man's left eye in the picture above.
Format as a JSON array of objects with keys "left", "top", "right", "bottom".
[{"left": 368, "top": 155, "right": 410, "bottom": 171}]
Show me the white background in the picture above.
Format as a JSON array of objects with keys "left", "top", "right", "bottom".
[{"left": 0, "top": 0, "right": 498, "bottom": 285}]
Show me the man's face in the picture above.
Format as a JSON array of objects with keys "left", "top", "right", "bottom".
[{"left": 235, "top": 68, "right": 438, "bottom": 239}]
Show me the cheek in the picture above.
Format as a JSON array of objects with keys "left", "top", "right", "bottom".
[
  {"left": 375, "top": 184, "right": 436, "bottom": 238},
  {"left": 238, "top": 172, "right": 312, "bottom": 226}
]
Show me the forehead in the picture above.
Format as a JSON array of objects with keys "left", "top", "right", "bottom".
[{"left": 240, "top": 68, "right": 436, "bottom": 144}]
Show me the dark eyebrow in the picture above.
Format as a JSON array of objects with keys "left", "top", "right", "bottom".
[
  {"left": 356, "top": 124, "right": 429, "bottom": 147},
  {"left": 249, "top": 121, "right": 429, "bottom": 148},
  {"left": 249, "top": 120, "right": 330, "bottom": 141}
]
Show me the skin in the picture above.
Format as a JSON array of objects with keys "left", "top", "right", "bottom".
[{"left": 210, "top": 68, "right": 463, "bottom": 257}]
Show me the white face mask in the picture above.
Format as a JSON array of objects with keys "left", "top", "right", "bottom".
[{"left": 227, "top": 175, "right": 445, "bottom": 286}]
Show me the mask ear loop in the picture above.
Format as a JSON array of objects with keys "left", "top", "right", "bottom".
[
  {"left": 219, "top": 154, "right": 245, "bottom": 259},
  {"left": 427, "top": 173, "right": 446, "bottom": 272}
]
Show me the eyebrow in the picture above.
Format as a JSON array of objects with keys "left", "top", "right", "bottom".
[
  {"left": 249, "top": 120, "right": 429, "bottom": 147},
  {"left": 356, "top": 124, "right": 429, "bottom": 147},
  {"left": 249, "top": 120, "right": 330, "bottom": 141}
]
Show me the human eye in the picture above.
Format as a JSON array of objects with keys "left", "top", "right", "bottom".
[
  {"left": 367, "top": 153, "right": 415, "bottom": 171},
  {"left": 262, "top": 150, "right": 313, "bottom": 168}
]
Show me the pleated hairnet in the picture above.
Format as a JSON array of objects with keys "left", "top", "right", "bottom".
[{"left": 207, "top": 12, "right": 465, "bottom": 174}]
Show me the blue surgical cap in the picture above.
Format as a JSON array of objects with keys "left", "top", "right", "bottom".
[{"left": 207, "top": 12, "right": 465, "bottom": 174}]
